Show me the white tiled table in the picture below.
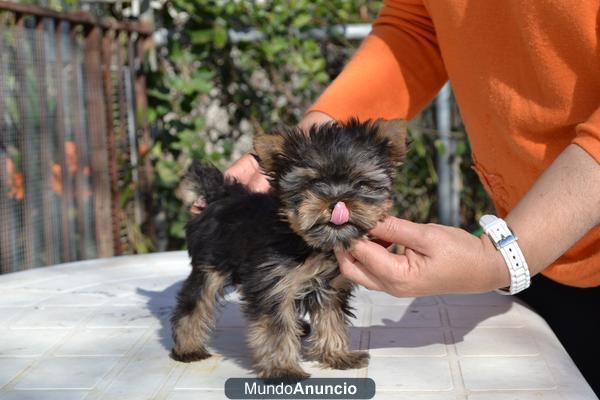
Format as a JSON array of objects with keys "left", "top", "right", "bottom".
[{"left": 0, "top": 252, "right": 596, "bottom": 400}]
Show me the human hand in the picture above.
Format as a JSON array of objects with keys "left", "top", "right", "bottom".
[
  {"left": 335, "top": 216, "right": 511, "bottom": 297},
  {"left": 224, "top": 153, "right": 271, "bottom": 192},
  {"left": 297, "top": 111, "right": 333, "bottom": 132}
]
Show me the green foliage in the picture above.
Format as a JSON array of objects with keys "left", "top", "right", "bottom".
[
  {"left": 147, "top": 0, "right": 491, "bottom": 249},
  {"left": 392, "top": 96, "right": 493, "bottom": 231},
  {"left": 393, "top": 123, "right": 493, "bottom": 232},
  {"left": 25, "top": 0, "right": 80, "bottom": 11},
  {"left": 148, "top": 0, "right": 380, "bottom": 249},
  {"left": 393, "top": 127, "right": 439, "bottom": 223}
]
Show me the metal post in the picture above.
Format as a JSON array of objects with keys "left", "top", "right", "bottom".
[
  {"left": 69, "top": 25, "right": 90, "bottom": 259},
  {"left": 84, "top": 26, "right": 114, "bottom": 258},
  {"left": 34, "top": 16, "right": 59, "bottom": 266},
  {"left": 134, "top": 36, "right": 155, "bottom": 243},
  {"left": 54, "top": 19, "right": 75, "bottom": 261},
  {"left": 102, "top": 29, "right": 123, "bottom": 255},
  {"left": 124, "top": 34, "right": 142, "bottom": 227},
  {"left": 436, "top": 82, "right": 460, "bottom": 226},
  {"left": 14, "top": 14, "right": 38, "bottom": 269},
  {"left": 0, "top": 14, "right": 14, "bottom": 273}
]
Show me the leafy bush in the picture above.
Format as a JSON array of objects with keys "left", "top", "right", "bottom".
[{"left": 147, "top": 0, "right": 491, "bottom": 250}]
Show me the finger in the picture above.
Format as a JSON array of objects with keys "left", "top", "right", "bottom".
[
  {"left": 248, "top": 173, "right": 271, "bottom": 193},
  {"left": 349, "top": 239, "right": 407, "bottom": 278},
  {"left": 335, "top": 248, "right": 382, "bottom": 291},
  {"left": 297, "top": 111, "right": 334, "bottom": 133},
  {"left": 369, "top": 216, "right": 427, "bottom": 253},
  {"left": 404, "top": 247, "right": 426, "bottom": 265}
]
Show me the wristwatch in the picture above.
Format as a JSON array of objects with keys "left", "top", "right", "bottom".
[{"left": 479, "top": 215, "right": 531, "bottom": 295}]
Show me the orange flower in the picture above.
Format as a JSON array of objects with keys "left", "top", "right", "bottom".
[
  {"left": 5, "top": 158, "right": 24, "bottom": 201},
  {"left": 138, "top": 142, "right": 150, "bottom": 157},
  {"left": 52, "top": 164, "right": 62, "bottom": 195},
  {"left": 65, "top": 141, "right": 78, "bottom": 174}
]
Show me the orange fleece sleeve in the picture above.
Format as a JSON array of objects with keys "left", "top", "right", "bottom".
[
  {"left": 573, "top": 107, "right": 600, "bottom": 164},
  {"left": 308, "top": 0, "right": 448, "bottom": 121}
]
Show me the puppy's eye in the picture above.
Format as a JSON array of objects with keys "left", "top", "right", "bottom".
[
  {"left": 312, "top": 181, "right": 329, "bottom": 192},
  {"left": 357, "top": 183, "right": 374, "bottom": 192}
]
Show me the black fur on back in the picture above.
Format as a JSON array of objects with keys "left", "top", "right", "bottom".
[{"left": 184, "top": 162, "right": 315, "bottom": 317}]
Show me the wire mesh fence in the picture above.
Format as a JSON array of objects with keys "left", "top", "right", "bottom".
[{"left": 0, "top": 2, "right": 153, "bottom": 273}]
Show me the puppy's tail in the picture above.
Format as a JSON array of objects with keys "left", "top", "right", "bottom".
[{"left": 185, "top": 161, "right": 244, "bottom": 204}]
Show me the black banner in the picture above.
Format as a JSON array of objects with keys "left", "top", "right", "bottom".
[{"left": 224, "top": 378, "right": 376, "bottom": 399}]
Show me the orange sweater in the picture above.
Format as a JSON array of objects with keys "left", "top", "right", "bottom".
[{"left": 309, "top": 0, "right": 600, "bottom": 287}]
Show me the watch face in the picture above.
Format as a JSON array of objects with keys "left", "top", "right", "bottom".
[{"left": 479, "top": 214, "right": 497, "bottom": 228}]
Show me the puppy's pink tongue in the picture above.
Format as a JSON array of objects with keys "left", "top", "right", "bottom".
[{"left": 330, "top": 201, "right": 350, "bottom": 225}]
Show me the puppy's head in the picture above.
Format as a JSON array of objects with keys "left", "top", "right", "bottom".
[{"left": 254, "top": 118, "right": 407, "bottom": 251}]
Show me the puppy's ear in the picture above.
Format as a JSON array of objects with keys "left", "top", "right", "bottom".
[
  {"left": 373, "top": 118, "right": 408, "bottom": 165},
  {"left": 253, "top": 132, "right": 285, "bottom": 173}
]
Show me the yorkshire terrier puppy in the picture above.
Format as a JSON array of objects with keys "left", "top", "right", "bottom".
[{"left": 170, "top": 118, "right": 407, "bottom": 379}]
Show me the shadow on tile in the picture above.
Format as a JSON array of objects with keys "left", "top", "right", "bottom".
[
  {"left": 139, "top": 281, "right": 253, "bottom": 370},
  {"left": 357, "top": 297, "right": 513, "bottom": 350},
  {"left": 137, "top": 281, "right": 181, "bottom": 349},
  {"left": 140, "top": 282, "right": 513, "bottom": 373}
]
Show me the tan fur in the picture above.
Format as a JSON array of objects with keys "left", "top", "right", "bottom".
[
  {"left": 345, "top": 199, "right": 390, "bottom": 230},
  {"left": 306, "top": 275, "right": 369, "bottom": 370},
  {"left": 372, "top": 118, "right": 408, "bottom": 165},
  {"left": 285, "top": 191, "right": 330, "bottom": 236},
  {"left": 287, "top": 184, "right": 394, "bottom": 245},
  {"left": 247, "top": 254, "right": 341, "bottom": 378},
  {"left": 308, "top": 306, "right": 348, "bottom": 355},
  {"left": 285, "top": 166, "right": 319, "bottom": 181},
  {"left": 253, "top": 133, "right": 285, "bottom": 173},
  {"left": 268, "top": 254, "right": 338, "bottom": 301},
  {"left": 172, "top": 270, "right": 225, "bottom": 356},
  {"left": 329, "top": 273, "right": 355, "bottom": 292},
  {"left": 247, "top": 305, "right": 308, "bottom": 379},
  {"left": 249, "top": 255, "right": 368, "bottom": 376}
]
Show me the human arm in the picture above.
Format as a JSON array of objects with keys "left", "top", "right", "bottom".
[
  {"left": 308, "top": 0, "right": 447, "bottom": 121},
  {"left": 336, "top": 143, "right": 600, "bottom": 296}
]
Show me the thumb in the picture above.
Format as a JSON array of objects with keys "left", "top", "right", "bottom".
[
  {"left": 247, "top": 173, "right": 271, "bottom": 193},
  {"left": 369, "top": 216, "right": 428, "bottom": 253}
]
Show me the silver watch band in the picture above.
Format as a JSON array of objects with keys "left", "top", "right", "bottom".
[{"left": 479, "top": 215, "right": 531, "bottom": 295}]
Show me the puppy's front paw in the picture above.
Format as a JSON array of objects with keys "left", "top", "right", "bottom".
[
  {"left": 321, "top": 351, "right": 370, "bottom": 370},
  {"left": 170, "top": 348, "right": 211, "bottom": 363}
]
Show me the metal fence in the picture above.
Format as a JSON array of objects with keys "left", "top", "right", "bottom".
[{"left": 0, "top": 1, "right": 153, "bottom": 273}]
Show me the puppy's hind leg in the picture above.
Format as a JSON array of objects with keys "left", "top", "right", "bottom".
[{"left": 170, "top": 267, "right": 227, "bottom": 362}]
